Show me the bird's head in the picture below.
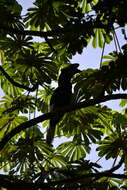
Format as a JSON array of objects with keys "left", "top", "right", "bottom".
[
  {"left": 58, "top": 63, "right": 80, "bottom": 86},
  {"left": 61, "top": 63, "right": 80, "bottom": 77}
]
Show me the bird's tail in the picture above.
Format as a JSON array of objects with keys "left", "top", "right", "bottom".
[
  {"left": 46, "top": 120, "right": 56, "bottom": 145},
  {"left": 46, "top": 113, "right": 63, "bottom": 145}
]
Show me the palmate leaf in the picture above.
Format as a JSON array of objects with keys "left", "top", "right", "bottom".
[
  {"left": 80, "top": 0, "right": 99, "bottom": 14},
  {"left": 73, "top": 68, "right": 106, "bottom": 100},
  {"left": 33, "top": 42, "right": 53, "bottom": 57},
  {"left": 1, "top": 55, "right": 29, "bottom": 96},
  {"left": 74, "top": 54, "right": 127, "bottom": 97},
  {"left": 42, "top": 152, "right": 67, "bottom": 170},
  {"left": 35, "top": 140, "right": 52, "bottom": 156},
  {"left": 0, "top": 34, "right": 33, "bottom": 58},
  {"left": 0, "top": 142, "right": 18, "bottom": 172},
  {"left": 80, "top": 0, "right": 91, "bottom": 13},
  {"left": 96, "top": 111, "right": 127, "bottom": 159},
  {"left": 0, "top": 95, "right": 14, "bottom": 106},
  {"left": 96, "top": 134, "right": 124, "bottom": 160},
  {"left": 0, "top": 77, "right": 23, "bottom": 96},
  {"left": 38, "top": 85, "right": 53, "bottom": 104},
  {"left": 56, "top": 141, "right": 87, "bottom": 161},
  {"left": 0, "top": 135, "right": 50, "bottom": 173},
  {"left": 97, "top": 113, "right": 112, "bottom": 135},
  {"left": 111, "top": 112, "right": 127, "bottom": 130},
  {"left": 92, "top": 29, "right": 112, "bottom": 48},
  {"left": 9, "top": 138, "right": 67, "bottom": 171},
  {"left": 24, "top": 7, "right": 45, "bottom": 29},
  {"left": 24, "top": 1, "right": 66, "bottom": 30},
  {"left": 0, "top": 94, "right": 35, "bottom": 115},
  {"left": 101, "top": 55, "right": 116, "bottom": 66},
  {"left": 56, "top": 106, "right": 106, "bottom": 144},
  {"left": 12, "top": 139, "right": 49, "bottom": 170},
  {"left": 38, "top": 85, "right": 53, "bottom": 113},
  {"left": 0, "top": 115, "right": 28, "bottom": 139},
  {"left": 14, "top": 49, "right": 58, "bottom": 84},
  {"left": 0, "top": 48, "right": 58, "bottom": 90}
]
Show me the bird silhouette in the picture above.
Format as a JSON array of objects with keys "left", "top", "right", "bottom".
[{"left": 46, "top": 63, "right": 80, "bottom": 145}]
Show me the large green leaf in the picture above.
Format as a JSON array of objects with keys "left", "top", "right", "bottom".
[
  {"left": 0, "top": 115, "right": 28, "bottom": 139},
  {"left": 56, "top": 141, "right": 87, "bottom": 161}
]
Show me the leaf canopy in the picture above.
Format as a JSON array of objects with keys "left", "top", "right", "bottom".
[{"left": 0, "top": 0, "right": 127, "bottom": 189}]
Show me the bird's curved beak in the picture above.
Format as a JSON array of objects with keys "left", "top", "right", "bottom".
[{"left": 73, "top": 63, "right": 81, "bottom": 73}]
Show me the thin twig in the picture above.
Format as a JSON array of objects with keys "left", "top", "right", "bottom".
[
  {"left": 109, "top": 155, "right": 124, "bottom": 173},
  {"left": 113, "top": 31, "right": 118, "bottom": 52},
  {"left": 100, "top": 40, "right": 105, "bottom": 67},
  {"left": 113, "top": 29, "right": 122, "bottom": 53}
]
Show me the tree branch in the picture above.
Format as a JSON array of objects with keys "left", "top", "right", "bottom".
[
  {"left": 0, "top": 172, "right": 127, "bottom": 190},
  {"left": 50, "top": 173, "right": 127, "bottom": 186},
  {"left": 0, "top": 66, "right": 38, "bottom": 92},
  {"left": 0, "top": 93, "right": 127, "bottom": 151},
  {"left": 0, "top": 22, "right": 112, "bottom": 38},
  {"left": 0, "top": 26, "right": 65, "bottom": 38},
  {"left": 0, "top": 112, "right": 53, "bottom": 151}
]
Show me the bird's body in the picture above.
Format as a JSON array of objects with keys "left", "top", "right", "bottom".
[{"left": 46, "top": 64, "right": 80, "bottom": 145}]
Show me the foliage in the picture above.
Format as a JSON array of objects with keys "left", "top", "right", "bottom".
[{"left": 0, "top": 0, "right": 127, "bottom": 189}]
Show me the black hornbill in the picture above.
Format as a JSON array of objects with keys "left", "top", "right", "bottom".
[{"left": 46, "top": 63, "right": 80, "bottom": 145}]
